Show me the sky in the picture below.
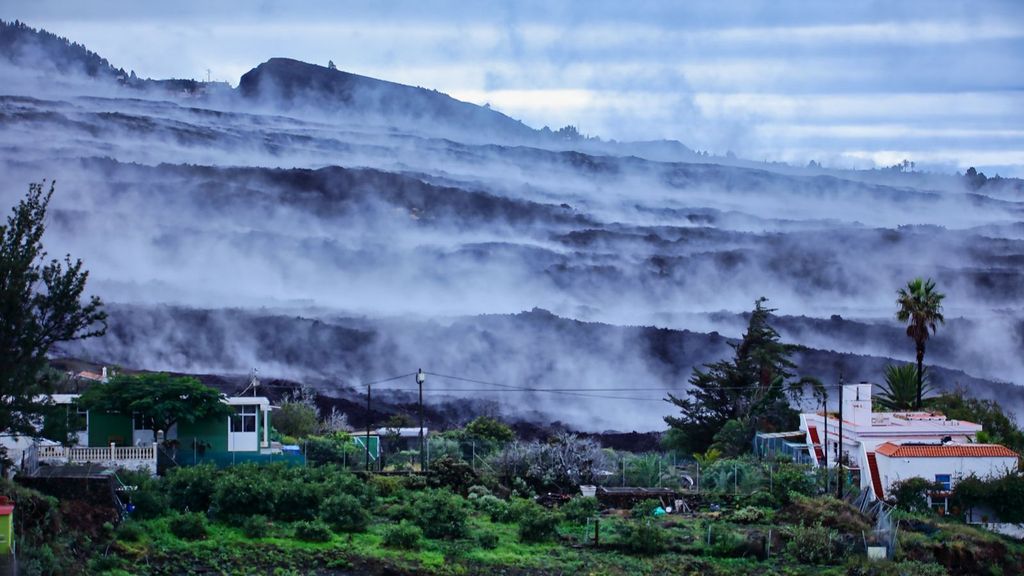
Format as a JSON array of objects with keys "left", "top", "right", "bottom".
[{"left": 4, "top": 0, "right": 1024, "bottom": 175}]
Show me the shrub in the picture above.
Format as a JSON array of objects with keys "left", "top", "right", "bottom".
[
  {"left": 293, "top": 520, "right": 333, "bottom": 542},
  {"left": 305, "top": 433, "right": 358, "bottom": 466},
  {"left": 786, "top": 522, "right": 836, "bottom": 564},
  {"left": 272, "top": 480, "right": 322, "bottom": 521},
  {"left": 516, "top": 502, "right": 560, "bottom": 543},
  {"left": 427, "top": 456, "right": 478, "bottom": 495},
  {"left": 706, "top": 523, "right": 746, "bottom": 557},
  {"left": 412, "top": 489, "right": 468, "bottom": 539},
  {"left": 382, "top": 521, "right": 422, "bottom": 550},
  {"left": 241, "top": 515, "right": 270, "bottom": 538},
  {"left": 212, "top": 466, "right": 276, "bottom": 517},
  {"left": 769, "top": 462, "right": 817, "bottom": 505},
  {"left": 702, "top": 458, "right": 764, "bottom": 495},
  {"left": 117, "top": 469, "right": 167, "bottom": 520},
  {"left": 274, "top": 402, "right": 319, "bottom": 438},
  {"left": 464, "top": 416, "right": 515, "bottom": 443},
  {"left": 615, "top": 520, "right": 667, "bottom": 555},
  {"left": 730, "top": 506, "right": 768, "bottom": 524},
  {"left": 477, "top": 530, "right": 500, "bottom": 549},
  {"left": 890, "top": 477, "right": 942, "bottom": 514},
  {"left": 169, "top": 512, "right": 207, "bottom": 540},
  {"left": 320, "top": 494, "right": 370, "bottom": 533},
  {"left": 630, "top": 498, "right": 662, "bottom": 518},
  {"left": 115, "top": 521, "right": 142, "bottom": 542},
  {"left": 164, "top": 464, "right": 218, "bottom": 513},
  {"left": 562, "top": 496, "right": 599, "bottom": 523},
  {"left": 369, "top": 475, "right": 404, "bottom": 498},
  {"left": 473, "top": 494, "right": 511, "bottom": 521},
  {"left": 467, "top": 485, "right": 492, "bottom": 500}
]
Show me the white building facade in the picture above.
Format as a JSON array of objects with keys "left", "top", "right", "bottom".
[{"left": 797, "top": 383, "right": 1019, "bottom": 501}]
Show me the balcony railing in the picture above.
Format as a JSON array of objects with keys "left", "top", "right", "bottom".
[{"left": 37, "top": 443, "right": 157, "bottom": 463}]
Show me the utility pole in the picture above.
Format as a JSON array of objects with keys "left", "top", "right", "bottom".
[
  {"left": 365, "top": 384, "right": 372, "bottom": 471},
  {"left": 837, "top": 374, "right": 845, "bottom": 500},
  {"left": 417, "top": 369, "right": 426, "bottom": 471},
  {"left": 822, "top": 386, "right": 829, "bottom": 494}
]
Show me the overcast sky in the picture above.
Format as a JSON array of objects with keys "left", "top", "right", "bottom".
[{"left": 5, "top": 0, "right": 1023, "bottom": 175}]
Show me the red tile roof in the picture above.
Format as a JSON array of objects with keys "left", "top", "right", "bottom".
[{"left": 875, "top": 442, "right": 1019, "bottom": 458}]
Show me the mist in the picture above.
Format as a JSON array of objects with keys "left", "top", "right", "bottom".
[{"left": 2, "top": 25, "right": 1023, "bottom": 429}]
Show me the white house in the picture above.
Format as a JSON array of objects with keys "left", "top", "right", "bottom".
[
  {"left": 873, "top": 441, "right": 1018, "bottom": 504},
  {"left": 797, "top": 382, "right": 1019, "bottom": 501}
]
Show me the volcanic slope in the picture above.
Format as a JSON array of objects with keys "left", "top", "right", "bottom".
[{"left": 2, "top": 25, "right": 1023, "bottom": 428}]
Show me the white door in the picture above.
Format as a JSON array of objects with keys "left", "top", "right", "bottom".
[{"left": 229, "top": 405, "right": 258, "bottom": 452}]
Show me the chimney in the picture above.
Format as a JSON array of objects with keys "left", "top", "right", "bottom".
[
  {"left": 842, "top": 382, "right": 873, "bottom": 426},
  {"left": 101, "top": 366, "right": 108, "bottom": 383}
]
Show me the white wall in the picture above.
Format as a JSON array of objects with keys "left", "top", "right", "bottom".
[{"left": 875, "top": 455, "right": 1018, "bottom": 495}]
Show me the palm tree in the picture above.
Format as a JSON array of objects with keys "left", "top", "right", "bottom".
[
  {"left": 896, "top": 278, "right": 945, "bottom": 409},
  {"left": 877, "top": 364, "right": 934, "bottom": 411}
]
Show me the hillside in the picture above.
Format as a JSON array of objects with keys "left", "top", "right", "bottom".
[
  {"left": 0, "top": 19, "right": 122, "bottom": 78},
  {"left": 238, "top": 57, "right": 538, "bottom": 140}
]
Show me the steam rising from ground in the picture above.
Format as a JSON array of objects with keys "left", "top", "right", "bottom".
[{"left": 2, "top": 66, "right": 1022, "bottom": 429}]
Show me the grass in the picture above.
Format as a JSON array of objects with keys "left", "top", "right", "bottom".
[{"left": 100, "top": 501, "right": 1024, "bottom": 576}]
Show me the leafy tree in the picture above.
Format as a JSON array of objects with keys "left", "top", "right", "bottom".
[
  {"left": 273, "top": 402, "right": 318, "bottom": 438},
  {"left": 464, "top": 415, "right": 514, "bottom": 443},
  {"left": 929, "top": 388, "right": 1024, "bottom": 454},
  {"left": 896, "top": 278, "right": 945, "bottom": 409},
  {"left": 1, "top": 181, "right": 106, "bottom": 438},
  {"left": 889, "top": 477, "right": 942, "bottom": 513},
  {"left": 78, "top": 373, "right": 231, "bottom": 439},
  {"left": 665, "top": 298, "right": 820, "bottom": 453},
  {"left": 710, "top": 419, "right": 754, "bottom": 457},
  {"left": 877, "top": 364, "right": 934, "bottom": 411}
]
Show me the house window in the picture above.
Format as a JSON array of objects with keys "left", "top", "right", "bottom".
[
  {"left": 133, "top": 413, "right": 152, "bottom": 431},
  {"left": 231, "top": 405, "right": 257, "bottom": 433},
  {"left": 71, "top": 404, "right": 88, "bottom": 432},
  {"left": 935, "top": 474, "right": 952, "bottom": 491}
]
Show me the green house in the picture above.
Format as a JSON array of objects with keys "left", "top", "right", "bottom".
[{"left": 49, "top": 394, "right": 273, "bottom": 453}]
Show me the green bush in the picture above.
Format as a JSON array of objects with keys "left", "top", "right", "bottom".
[
  {"left": 412, "top": 489, "right": 468, "bottom": 539},
  {"left": 615, "top": 520, "right": 667, "bottom": 555},
  {"left": 169, "top": 512, "right": 208, "bottom": 540},
  {"left": 786, "top": 522, "right": 836, "bottom": 564},
  {"left": 241, "top": 515, "right": 271, "bottom": 538},
  {"left": 272, "top": 480, "right": 322, "bottom": 521},
  {"left": 212, "top": 466, "right": 276, "bottom": 517},
  {"left": 115, "top": 521, "right": 142, "bottom": 542},
  {"left": 630, "top": 498, "right": 662, "bottom": 518},
  {"left": 427, "top": 456, "right": 478, "bottom": 495},
  {"left": 702, "top": 458, "right": 764, "bottom": 495},
  {"left": 890, "top": 477, "right": 942, "bottom": 514},
  {"left": 274, "top": 402, "right": 319, "bottom": 438},
  {"left": 320, "top": 493, "right": 370, "bottom": 533},
  {"left": 369, "top": 475, "right": 404, "bottom": 497},
  {"left": 164, "top": 464, "right": 218, "bottom": 513},
  {"left": 117, "top": 469, "right": 167, "bottom": 520},
  {"left": 516, "top": 503, "right": 560, "bottom": 543},
  {"left": 562, "top": 496, "right": 599, "bottom": 523},
  {"left": 467, "top": 485, "right": 492, "bottom": 500},
  {"left": 472, "top": 494, "right": 510, "bottom": 521},
  {"left": 703, "top": 523, "right": 746, "bottom": 557},
  {"left": 770, "top": 462, "right": 817, "bottom": 505},
  {"left": 730, "top": 506, "right": 768, "bottom": 524},
  {"left": 477, "top": 530, "right": 500, "bottom": 549},
  {"left": 382, "top": 521, "right": 423, "bottom": 550},
  {"left": 305, "top": 433, "right": 359, "bottom": 466},
  {"left": 293, "top": 520, "right": 333, "bottom": 542}
]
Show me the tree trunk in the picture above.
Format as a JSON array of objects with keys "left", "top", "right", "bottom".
[{"left": 916, "top": 342, "right": 925, "bottom": 410}]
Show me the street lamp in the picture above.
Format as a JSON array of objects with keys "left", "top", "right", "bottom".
[{"left": 417, "top": 369, "right": 426, "bottom": 471}]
